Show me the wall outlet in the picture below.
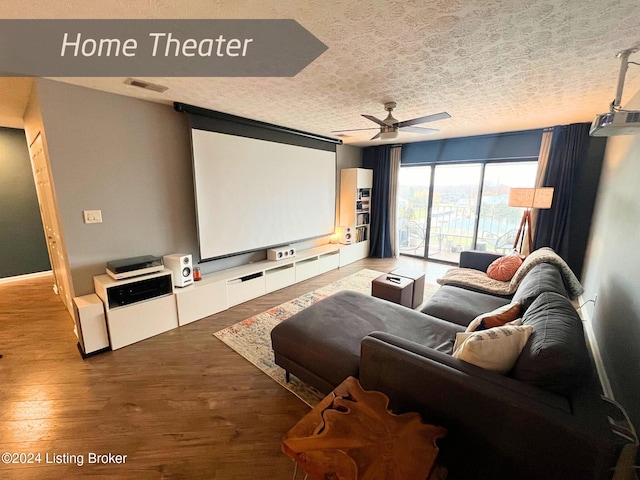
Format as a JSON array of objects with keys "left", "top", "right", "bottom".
[{"left": 83, "top": 210, "right": 102, "bottom": 224}]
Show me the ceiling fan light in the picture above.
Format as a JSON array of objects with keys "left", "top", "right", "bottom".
[{"left": 379, "top": 130, "right": 398, "bottom": 140}]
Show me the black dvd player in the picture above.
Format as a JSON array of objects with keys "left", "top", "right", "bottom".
[{"left": 106, "top": 255, "right": 164, "bottom": 280}]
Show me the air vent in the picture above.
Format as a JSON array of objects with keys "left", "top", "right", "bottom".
[
  {"left": 626, "top": 111, "right": 640, "bottom": 123},
  {"left": 124, "top": 78, "right": 168, "bottom": 93}
]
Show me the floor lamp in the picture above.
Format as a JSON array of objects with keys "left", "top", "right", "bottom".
[{"left": 508, "top": 187, "right": 554, "bottom": 255}]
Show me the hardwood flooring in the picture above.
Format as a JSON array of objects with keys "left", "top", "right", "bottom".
[{"left": 0, "top": 257, "right": 449, "bottom": 480}]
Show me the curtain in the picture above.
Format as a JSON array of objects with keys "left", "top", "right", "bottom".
[
  {"left": 388, "top": 146, "right": 402, "bottom": 257},
  {"left": 527, "top": 128, "right": 553, "bottom": 254},
  {"left": 534, "top": 128, "right": 553, "bottom": 187},
  {"left": 363, "top": 145, "right": 393, "bottom": 258},
  {"left": 533, "top": 123, "right": 590, "bottom": 260}
]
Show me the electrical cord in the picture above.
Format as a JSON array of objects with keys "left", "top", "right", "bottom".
[{"left": 579, "top": 298, "right": 595, "bottom": 309}]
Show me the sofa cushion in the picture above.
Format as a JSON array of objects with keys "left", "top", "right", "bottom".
[
  {"left": 420, "top": 285, "right": 510, "bottom": 327},
  {"left": 271, "top": 291, "right": 464, "bottom": 390},
  {"left": 512, "top": 263, "right": 568, "bottom": 311},
  {"left": 511, "top": 292, "right": 591, "bottom": 396},
  {"left": 487, "top": 254, "right": 523, "bottom": 281},
  {"left": 453, "top": 324, "right": 533, "bottom": 373}
]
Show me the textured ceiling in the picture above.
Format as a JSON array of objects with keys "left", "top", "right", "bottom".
[{"left": 2, "top": 0, "right": 640, "bottom": 145}]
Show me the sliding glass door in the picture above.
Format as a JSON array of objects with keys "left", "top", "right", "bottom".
[
  {"left": 428, "top": 164, "right": 482, "bottom": 262},
  {"left": 398, "top": 166, "right": 431, "bottom": 257},
  {"left": 398, "top": 160, "right": 538, "bottom": 263}
]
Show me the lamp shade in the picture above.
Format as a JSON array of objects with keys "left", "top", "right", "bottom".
[
  {"left": 532, "top": 187, "right": 554, "bottom": 209},
  {"left": 508, "top": 187, "right": 554, "bottom": 209},
  {"left": 508, "top": 188, "right": 535, "bottom": 208}
]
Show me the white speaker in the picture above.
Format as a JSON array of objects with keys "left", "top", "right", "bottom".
[
  {"left": 338, "top": 226, "right": 355, "bottom": 245},
  {"left": 163, "top": 254, "right": 194, "bottom": 287},
  {"left": 267, "top": 246, "right": 296, "bottom": 261}
]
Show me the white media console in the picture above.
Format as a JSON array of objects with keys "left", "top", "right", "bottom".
[
  {"left": 92, "top": 242, "right": 368, "bottom": 349},
  {"left": 174, "top": 243, "right": 344, "bottom": 326}
]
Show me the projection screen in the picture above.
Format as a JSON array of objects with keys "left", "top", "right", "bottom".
[{"left": 191, "top": 129, "right": 336, "bottom": 260}]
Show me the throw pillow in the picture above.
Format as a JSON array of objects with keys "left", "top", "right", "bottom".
[
  {"left": 486, "top": 254, "right": 523, "bottom": 282},
  {"left": 453, "top": 324, "right": 533, "bottom": 374},
  {"left": 466, "top": 302, "right": 522, "bottom": 332}
]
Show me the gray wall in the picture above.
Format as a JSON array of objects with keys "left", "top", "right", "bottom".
[
  {"left": 0, "top": 127, "right": 50, "bottom": 278},
  {"left": 33, "top": 79, "right": 362, "bottom": 295},
  {"left": 582, "top": 90, "right": 640, "bottom": 434},
  {"left": 335, "top": 143, "right": 363, "bottom": 221},
  {"left": 36, "top": 79, "right": 196, "bottom": 295}
]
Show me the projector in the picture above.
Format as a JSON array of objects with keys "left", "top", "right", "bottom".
[{"left": 590, "top": 110, "right": 640, "bottom": 136}]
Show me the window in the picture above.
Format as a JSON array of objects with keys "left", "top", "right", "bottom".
[
  {"left": 477, "top": 162, "right": 539, "bottom": 254},
  {"left": 398, "top": 161, "right": 538, "bottom": 263}
]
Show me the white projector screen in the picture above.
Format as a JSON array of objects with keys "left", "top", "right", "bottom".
[{"left": 191, "top": 129, "right": 336, "bottom": 260}]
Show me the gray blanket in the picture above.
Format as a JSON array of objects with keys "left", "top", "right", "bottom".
[{"left": 437, "top": 247, "right": 584, "bottom": 299}]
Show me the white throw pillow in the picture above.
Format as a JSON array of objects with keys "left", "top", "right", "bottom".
[{"left": 453, "top": 324, "right": 533, "bottom": 374}]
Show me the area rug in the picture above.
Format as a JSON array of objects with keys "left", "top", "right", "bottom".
[{"left": 213, "top": 269, "right": 440, "bottom": 406}]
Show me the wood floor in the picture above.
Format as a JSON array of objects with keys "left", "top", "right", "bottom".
[{"left": 0, "top": 257, "right": 449, "bottom": 480}]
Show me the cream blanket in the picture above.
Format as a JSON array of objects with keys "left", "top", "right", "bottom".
[{"left": 437, "top": 247, "right": 584, "bottom": 299}]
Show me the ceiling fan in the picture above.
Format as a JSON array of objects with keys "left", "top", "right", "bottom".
[{"left": 332, "top": 102, "right": 451, "bottom": 140}]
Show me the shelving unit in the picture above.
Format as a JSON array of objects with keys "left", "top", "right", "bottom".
[{"left": 339, "top": 168, "right": 373, "bottom": 265}]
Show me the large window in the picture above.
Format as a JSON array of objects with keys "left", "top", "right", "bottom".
[{"left": 398, "top": 161, "right": 538, "bottom": 263}]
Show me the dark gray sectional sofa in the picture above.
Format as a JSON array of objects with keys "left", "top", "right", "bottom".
[{"left": 270, "top": 251, "right": 616, "bottom": 480}]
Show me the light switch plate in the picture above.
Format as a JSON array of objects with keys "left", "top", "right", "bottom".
[{"left": 83, "top": 210, "right": 102, "bottom": 224}]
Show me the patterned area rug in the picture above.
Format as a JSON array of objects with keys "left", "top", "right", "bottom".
[{"left": 214, "top": 268, "right": 440, "bottom": 406}]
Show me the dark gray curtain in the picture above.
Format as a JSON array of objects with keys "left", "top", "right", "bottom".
[
  {"left": 363, "top": 145, "right": 393, "bottom": 258},
  {"left": 533, "top": 123, "right": 590, "bottom": 261}
]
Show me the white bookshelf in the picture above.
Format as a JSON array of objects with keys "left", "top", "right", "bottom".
[{"left": 339, "top": 168, "right": 373, "bottom": 262}]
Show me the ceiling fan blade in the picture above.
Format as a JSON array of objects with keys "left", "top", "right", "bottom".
[
  {"left": 362, "top": 114, "right": 387, "bottom": 126},
  {"left": 400, "top": 126, "right": 439, "bottom": 135},
  {"left": 396, "top": 112, "right": 451, "bottom": 128},
  {"left": 331, "top": 127, "right": 380, "bottom": 133},
  {"left": 370, "top": 132, "right": 381, "bottom": 140}
]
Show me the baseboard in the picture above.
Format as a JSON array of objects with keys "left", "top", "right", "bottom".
[
  {"left": 0, "top": 270, "right": 53, "bottom": 285},
  {"left": 578, "top": 294, "right": 615, "bottom": 399}
]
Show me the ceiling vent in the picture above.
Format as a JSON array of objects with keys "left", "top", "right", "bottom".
[{"left": 124, "top": 78, "right": 168, "bottom": 93}]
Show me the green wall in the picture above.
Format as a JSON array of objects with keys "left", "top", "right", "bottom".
[{"left": 0, "top": 127, "right": 50, "bottom": 278}]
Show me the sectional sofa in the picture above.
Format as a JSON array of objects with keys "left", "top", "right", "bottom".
[{"left": 270, "top": 250, "right": 617, "bottom": 480}]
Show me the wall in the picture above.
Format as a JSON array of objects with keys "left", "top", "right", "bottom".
[
  {"left": 335, "top": 144, "right": 362, "bottom": 222},
  {"left": 34, "top": 79, "right": 196, "bottom": 296},
  {"left": 0, "top": 127, "right": 50, "bottom": 278},
  {"left": 30, "top": 79, "right": 362, "bottom": 295},
  {"left": 582, "top": 89, "right": 640, "bottom": 435}
]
